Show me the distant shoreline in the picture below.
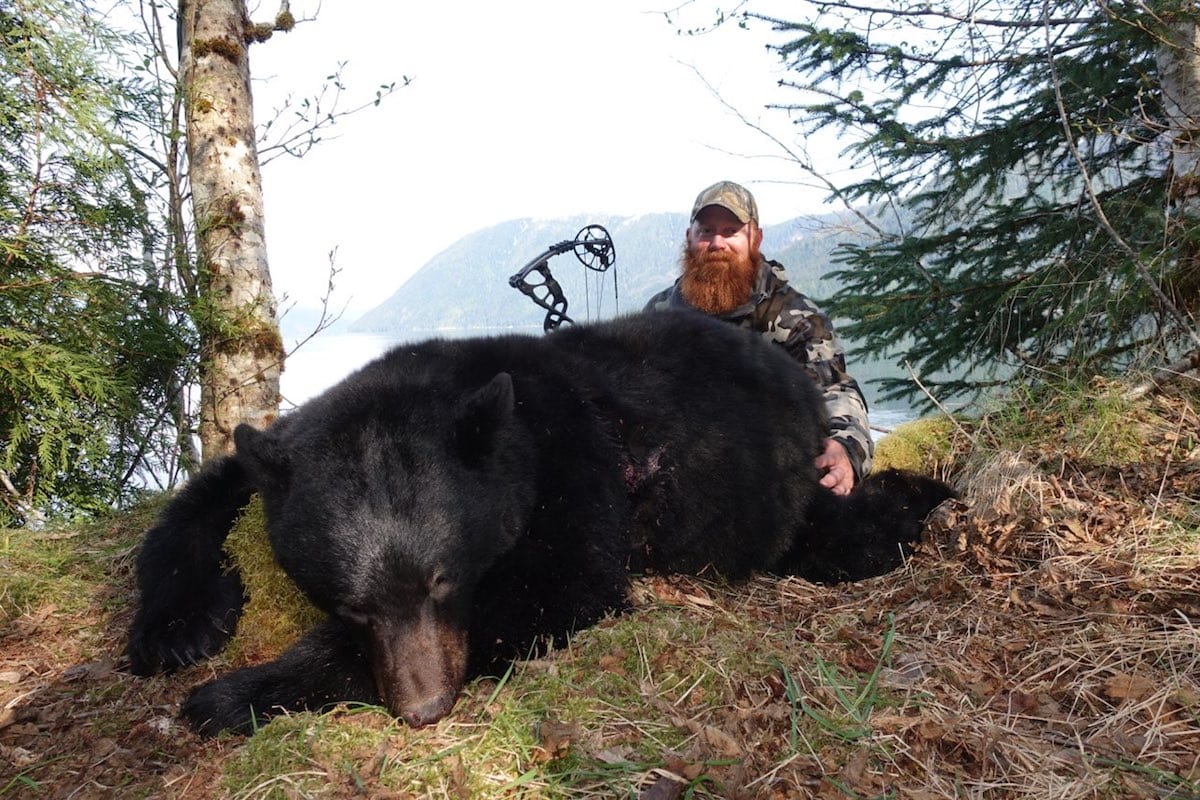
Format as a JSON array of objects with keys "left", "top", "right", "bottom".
[{"left": 280, "top": 329, "right": 920, "bottom": 439}]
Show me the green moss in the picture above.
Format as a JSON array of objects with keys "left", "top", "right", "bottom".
[
  {"left": 871, "top": 416, "right": 958, "bottom": 474},
  {"left": 245, "top": 320, "right": 284, "bottom": 360},
  {"left": 222, "top": 709, "right": 394, "bottom": 797},
  {"left": 222, "top": 496, "right": 323, "bottom": 663},
  {"left": 189, "top": 289, "right": 284, "bottom": 363},
  {"left": 0, "top": 530, "right": 90, "bottom": 623},
  {"left": 191, "top": 37, "right": 243, "bottom": 63},
  {"left": 245, "top": 22, "right": 274, "bottom": 43},
  {"left": 0, "top": 501, "right": 160, "bottom": 624},
  {"left": 982, "top": 379, "right": 1152, "bottom": 467}
]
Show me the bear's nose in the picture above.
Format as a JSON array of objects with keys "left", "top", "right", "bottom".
[{"left": 402, "top": 694, "right": 455, "bottom": 728}]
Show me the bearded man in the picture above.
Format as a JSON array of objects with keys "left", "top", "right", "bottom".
[{"left": 644, "top": 181, "right": 872, "bottom": 496}]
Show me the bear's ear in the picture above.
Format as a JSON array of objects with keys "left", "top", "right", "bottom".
[
  {"left": 454, "top": 372, "right": 515, "bottom": 464},
  {"left": 233, "top": 422, "right": 290, "bottom": 486}
]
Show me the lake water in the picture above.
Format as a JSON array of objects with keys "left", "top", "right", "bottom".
[
  {"left": 280, "top": 332, "right": 405, "bottom": 407},
  {"left": 280, "top": 331, "right": 916, "bottom": 439}
]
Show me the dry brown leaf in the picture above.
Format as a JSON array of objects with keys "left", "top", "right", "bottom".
[
  {"left": 1102, "top": 672, "right": 1157, "bottom": 703},
  {"left": 913, "top": 719, "right": 950, "bottom": 742},
  {"left": 640, "top": 771, "right": 686, "bottom": 800},
  {"left": 61, "top": 659, "right": 114, "bottom": 683},
  {"left": 840, "top": 746, "right": 870, "bottom": 784},
  {"left": 661, "top": 755, "right": 706, "bottom": 781},
  {"left": 1060, "top": 518, "right": 1089, "bottom": 541},
  {"left": 597, "top": 649, "right": 628, "bottom": 676},
  {"left": 682, "top": 592, "right": 715, "bottom": 608},
  {"left": 700, "top": 723, "right": 744, "bottom": 759},
  {"left": 533, "top": 717, "right": 579, "bottom": 763},
  {"left": 644, "top": 577, "right": 689, "bottom": 605}
]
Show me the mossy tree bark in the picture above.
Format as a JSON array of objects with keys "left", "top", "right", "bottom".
[{"left": 180, "top": 0, "right": 283, "bottom": 458}]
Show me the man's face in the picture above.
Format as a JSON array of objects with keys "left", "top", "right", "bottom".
[
  {"left": 686, "top": 205, "right": 761, "bottom": 264},
  {"left": 680, "top": 205, "right": 763, "bottom": 314}
]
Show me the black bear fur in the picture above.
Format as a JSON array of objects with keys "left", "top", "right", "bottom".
[{"left": 126, "top": 312, "right": 954, "bottom": 736}]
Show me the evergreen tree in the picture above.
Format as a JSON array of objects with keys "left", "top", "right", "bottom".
[
  {"left": 0, "top": 0, "right": 395, "bottom": 524},
  {"left": 0, "top": 0, "right": 192, "bottom": 524},
  {"left": 716, "top": 0, "right": 1200, "bottom": 403}
]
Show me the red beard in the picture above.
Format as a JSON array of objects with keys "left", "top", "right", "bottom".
[{"left": 679, "top": 245, "right": 758, "bottom": 314}]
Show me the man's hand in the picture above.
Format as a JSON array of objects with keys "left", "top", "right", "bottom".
[{"left": 816, "top": 438, "right": 855, "bottom": 496}]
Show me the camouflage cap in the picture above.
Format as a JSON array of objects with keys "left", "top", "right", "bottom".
[{"left": 690, "top": 180, "right": 759, "bottom": 225}]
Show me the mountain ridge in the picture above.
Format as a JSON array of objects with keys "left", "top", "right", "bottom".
[{"left": 348, "top": 211, "right": 855, "bottom": 336}]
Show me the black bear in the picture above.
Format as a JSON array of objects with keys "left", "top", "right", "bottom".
[{"left": 126, "top": 312, "right": 953, "bottom": 736}]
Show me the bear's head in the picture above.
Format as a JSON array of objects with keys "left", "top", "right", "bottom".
[{"left": 233, "top": 371, "right": 537, "bottom": 726}]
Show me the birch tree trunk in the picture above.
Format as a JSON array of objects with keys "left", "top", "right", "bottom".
[
  {"left": 179, "top": 0, "right": 283, "bottom": 458},
  {"left": 1158, "top": 14, "right": 1200, "bottom": 327}
]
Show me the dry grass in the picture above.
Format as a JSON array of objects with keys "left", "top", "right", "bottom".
[{"left": 0, "top": 383, "right": 1197, "bottom": 798}]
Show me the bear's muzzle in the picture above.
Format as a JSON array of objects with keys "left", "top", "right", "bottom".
[{"left": 368, "top": 606, "right": 469, "bottom": 728}]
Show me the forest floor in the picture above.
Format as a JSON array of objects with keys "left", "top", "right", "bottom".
[{"left": 1, "top": 381, "right": 1198, "bottom": 799}]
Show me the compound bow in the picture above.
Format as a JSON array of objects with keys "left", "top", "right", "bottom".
[{"left": 507, "top": 224, "right": 616, "bottom": 332}]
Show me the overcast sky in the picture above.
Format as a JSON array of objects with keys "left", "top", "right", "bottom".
[{"left": 248, "top": 1, "right": 836, "bottom": 315}]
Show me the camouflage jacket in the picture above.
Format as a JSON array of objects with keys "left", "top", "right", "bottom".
[{"left": 644, "top": 258, "right": 873, "bottom": 480}]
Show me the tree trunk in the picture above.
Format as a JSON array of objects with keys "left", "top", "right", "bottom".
[
  {"left": 1158, "top": 13, "right": 1200, "bottom": 325},
  {"left": 179, "top": 0, "right": 282, "bottom": 458}
]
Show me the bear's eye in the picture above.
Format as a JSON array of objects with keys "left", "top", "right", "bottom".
[
  {"left": 428, "top": 571, "right": 455, "bottom": 602},
  {"left": 336, "top": 604, "right": 371, "bottom": 628}
]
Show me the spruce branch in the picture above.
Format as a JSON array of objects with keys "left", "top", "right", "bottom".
[{"left": 1041, "top": 0, "right": 1200, "bottom": 350}]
